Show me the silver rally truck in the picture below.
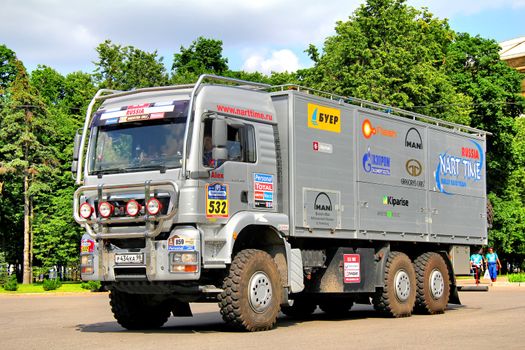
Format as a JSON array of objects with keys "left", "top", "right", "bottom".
[{"left": 73, "top": 75, "right": 488, "bottom": 331}]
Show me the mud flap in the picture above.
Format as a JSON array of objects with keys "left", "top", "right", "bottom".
[
  {"left": 439, "top": 251, "right": 461, "bottom": 305},
  {"left": 172, "top": 301, "right": 193, "bottom": 317}
]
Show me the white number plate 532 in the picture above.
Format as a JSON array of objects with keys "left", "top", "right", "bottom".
[{"left": 115, "top": 254, "right": 143, "bottom": 264}]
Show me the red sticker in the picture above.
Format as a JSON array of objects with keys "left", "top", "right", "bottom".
[{"left": 343, "top": 254, "right": 360, "bottom": 283}]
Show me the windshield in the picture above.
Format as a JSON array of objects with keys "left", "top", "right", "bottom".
[{"left": 89, "top": 119, "right": 186, "bottom": 174}]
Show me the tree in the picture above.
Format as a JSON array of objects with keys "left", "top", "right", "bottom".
[
  {"left": 29, "top": 66, "right": 91, "bottom": 270},
  {"left": 93, "top": 40, "right": 168, "bottom": 90},
  {"left": 302, "top": 0, "right": 471, "bottom": 124},
  {"left": 0, "top": 44, "right": 17, "bottom": 95},
  {"left": 0, "top": 60, "right": 57, "bottom": 283},
  {"left": 171, "top": 37, "right": 229, "bottom": 83}
]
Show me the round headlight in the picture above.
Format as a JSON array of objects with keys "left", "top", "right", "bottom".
[
  {"left": 79, "top": 203, "right": 94, "bottom": 219},
  {"left": 126, "top": 200, "right": 141, "bottom": 216},
  {"left": 98, "top": 201, "right": 114, "bottom": 218},
  {"left": 146, "top": 198, "right": 162, "bottom": 215}
]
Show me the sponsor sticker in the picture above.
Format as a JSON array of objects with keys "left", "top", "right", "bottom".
[
  {"left": 80, "top": 238, "right": 94, "bottom": 253},
  {"left": 307, "top": 103, "right": 341, "bottom": 133},
  {"left": 254, "top": 173, "right": 274, "bottom": 208},
  {"left": 362, "top": 147, "right": 391, "bottom": 176},
  {"left": 313, "top": 141, "right": 333, "bottom": 154},
  {"left": 344, "top": 254, "right": 361, "bottom": 283},
  {"left": 206, "top": 183, "right": 229, "bottom": 218},
  {"left": 405, "top": 128, "right": 423, "bottom": 150},
  {"left": 168, "top": 235, "right": 196, "bottom": 251},
  {"left": 362, "top": 118, "right": 397, "bottom": 139},
  {"left": 435, "top": 140, "right": 484, "bottom": 195}
]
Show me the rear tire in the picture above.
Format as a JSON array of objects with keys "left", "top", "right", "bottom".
[
  {"left": 281, "top": 298, "right": 317, "bottom": 318},
  {"left": 414, "top": 252, "right": 450, "bottom": 314},
  {"left": 109, "top": 290, "right": 170, "bottom": 330},
  {"left": 218, "top": 249, "right": 282, "bottom": 331},
  {"left": 373, "top": 251, "right": 416, "bottom": 317}
]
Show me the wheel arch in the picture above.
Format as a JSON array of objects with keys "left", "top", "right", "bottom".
[{"left": 232, "top": 224, "right": 289, "bottom": 288}]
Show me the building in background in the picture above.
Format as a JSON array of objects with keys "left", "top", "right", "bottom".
[{"left": 500, "top": 37, "right": 525, "bottom": 97}]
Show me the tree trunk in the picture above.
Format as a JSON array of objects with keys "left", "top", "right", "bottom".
[{"left": 23, "top": 173, "right": 31, "bottom": 284}]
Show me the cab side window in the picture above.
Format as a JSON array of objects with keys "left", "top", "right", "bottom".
[{"left": 202, "top": 119, "right": 256, "bottom": 167}]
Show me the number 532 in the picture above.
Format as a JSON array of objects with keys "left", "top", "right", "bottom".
[{"left": 207, "top": 199, "right": 228, "bottom": 217}]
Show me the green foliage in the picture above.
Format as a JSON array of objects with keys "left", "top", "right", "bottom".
[
  {"left": 81, "top": 280, "right": 102, "bottom": 291},
  {"left": 507, "top": 273, "right": 525, "bottom": 283},
  {"left": 94, "top": 40, "right": 168, "bottom": 90},
  {"left": 303, "top": 0, "right": 471, "bottom": 123},
  {"left": 0, "top": 251, "right": 7, "bottom": 285},
  {"left": 172, "top": 37, "right": 228, "bottom": 82},
  {"left": 3, "top": 274, "right": 18, "bottom": 291},
  {"left": 42, "top": 278, "right": 62, "bottom": 291},
  {"left": 0, "top": 44, "right": 17, "bottom": 95}
]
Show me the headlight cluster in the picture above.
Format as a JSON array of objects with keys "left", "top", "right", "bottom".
[
  {"left": 79, "top": 197, "right": 164, "bottom": 219},
  {"left": 169, "top": 252, "right": 199, "bottom": 273}
]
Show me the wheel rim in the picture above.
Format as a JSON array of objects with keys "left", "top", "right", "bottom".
[
  {"left": 248, "top": 271, "right": 273, "bottom": 313},
  {"left": 394, "top": 269, "right": 411, "bottom": 302},
  {"left": 429, "top": 269, "right": 445, "bottom": 299}
]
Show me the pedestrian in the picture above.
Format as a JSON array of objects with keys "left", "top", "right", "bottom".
[
  {"left": 485, "top": 247, "right": 502, "bottom": 282},
  {"left": 470, "top": 249, "right": 484, "bottom": 285}
]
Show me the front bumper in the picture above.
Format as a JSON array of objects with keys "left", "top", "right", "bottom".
[{"left": 81, "top": 226, "right": 201, "bottom": 282}]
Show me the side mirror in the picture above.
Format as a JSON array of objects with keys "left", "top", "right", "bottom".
[
  {"left": 72, "top": 131, "right": 82, "bottom": 161},
  {"left": 212, "top": 118, "right": 228, "bottom": 167}
]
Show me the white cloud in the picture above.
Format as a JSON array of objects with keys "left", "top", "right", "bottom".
[
  {"left": 0, "top": 0, "right": 524, "bottom": 74},
  {"left": 242, "top": 49, "right": 301, "bottom": 75}
]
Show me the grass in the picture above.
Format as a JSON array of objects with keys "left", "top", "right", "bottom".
[
  {"left": 507, "top": 273, "right": 525, "bottom": 283},
  {"left": 0, "top": 281, "right": 92, "bottom": 294}
]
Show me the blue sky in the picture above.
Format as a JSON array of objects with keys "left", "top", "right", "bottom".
[{"left": 0, "top": 0, "right": 523, "bottom": 76}]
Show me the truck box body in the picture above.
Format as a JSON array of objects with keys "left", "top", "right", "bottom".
[
  {"left": 272, "top": 91, "right": 486, "bottom": 245},
  {"left": 74, "top": 76, "right": 489, "bottom": 331}
]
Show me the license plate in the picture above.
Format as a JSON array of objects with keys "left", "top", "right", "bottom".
[{"left": 115, "top": 253, "right": 143, "bottom": 264}]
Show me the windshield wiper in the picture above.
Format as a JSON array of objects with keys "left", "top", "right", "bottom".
[
  {"left": 126, "top": 165, "right": 167, "bottom": 173},
  {"left": 92, "top": 167, "right": 128, "bottom": 175}
]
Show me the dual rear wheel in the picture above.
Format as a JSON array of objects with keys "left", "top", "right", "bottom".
[{"left": 373, "top": 251, "right": 450, "bottom": 317}]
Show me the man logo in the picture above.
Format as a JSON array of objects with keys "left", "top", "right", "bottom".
[
  {"left": 405, "top": 128, "right": 423, "bottom": 150},
  {"left": 406, "top": 159, "right": 422, "bottom": 177},
  {"left": 314, "top": 192, "right": 333, "bottom": 212}
]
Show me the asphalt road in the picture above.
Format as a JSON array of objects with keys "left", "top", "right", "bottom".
[{"left": 1, "top": 286, "right": 524, "bottom": 350}]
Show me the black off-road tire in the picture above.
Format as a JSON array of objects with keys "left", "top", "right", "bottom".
[
  {"left": 281, "top": 298, "right": 317, "bottom": 319},
  {"left": 414, "top": 252, "right": 450, "bottom": 314},
  {"left": 218, "top": 249, "right": 282, "bottom": 332},
  {"left": 373, "top": 251, "right": 416, "bottom": 318},
  {"left": 319, "top": 299, "right": 354, "bottom": 317},
  {"left": 109, "top": 290, "right": 170, "bottom": 330}
]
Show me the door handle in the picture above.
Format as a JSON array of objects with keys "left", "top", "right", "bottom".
[{"left": 241, "top": 191, "right": 248, "bottom": 203}]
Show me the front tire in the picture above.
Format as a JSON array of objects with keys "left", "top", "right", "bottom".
[
  {"left": 373, "top": 251, "right": 416, "bottom": 317},
  {"left": 414, "top": 252, "right": 450, "bottom": 314},
  {"left": 109, "top": 290, "right": 170, "bottom": 330},
  {"left": 218, "top": 249, "right": 282, "bottom": 331}
]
